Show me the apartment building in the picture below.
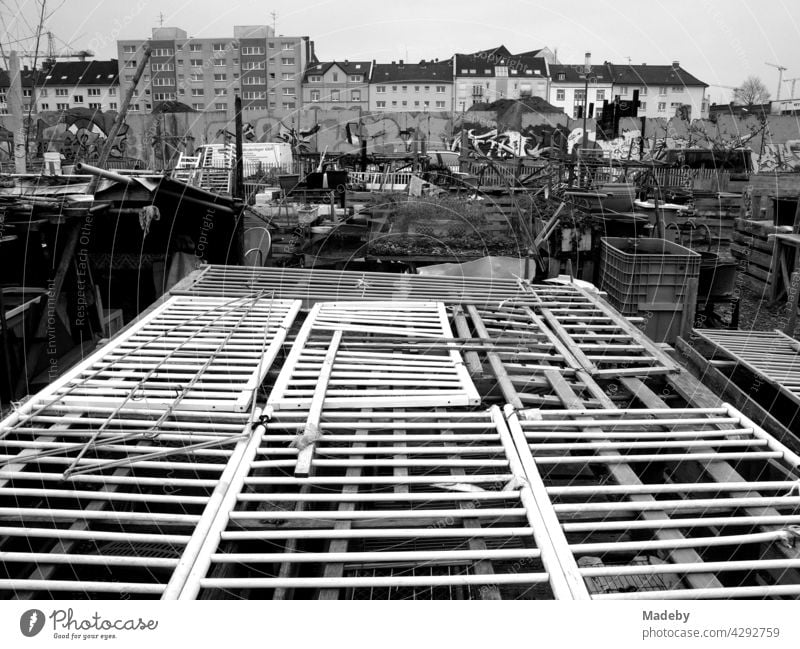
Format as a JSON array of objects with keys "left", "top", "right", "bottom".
[
  {"left": 548, "top": 63, "right": 613, "bottom": 119},
  {"left": 302, "top": 60, "right": 371, "bottom": 110},
  {"left": 453, "top": 46, "right": 550, "bottom": 110},
  {"left": 117, "top": 25, "right": 313, "bottom": 114},
  {"left": 36, "top": 60, "right": 120, "bottom": 113},
  {"left": 606, "top": 61, "right": 709, "bottom": 119},
  {"left": 0, "top": 67, "right": 37, "bottom": 115},
  {"left": 369, "top": 60, "right": 452, "bottom": 112}
]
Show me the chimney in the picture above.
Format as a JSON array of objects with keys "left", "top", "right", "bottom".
[
  {"left": 672, "top": 60, "right": 680, "bottom": 68},
  {"left": 399, "top": 59, "right": 404, "bottom": 66}
]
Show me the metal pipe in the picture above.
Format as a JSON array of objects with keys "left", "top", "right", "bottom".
[{"left": 74, "top": 162, "right": 134, "bottom": 186}]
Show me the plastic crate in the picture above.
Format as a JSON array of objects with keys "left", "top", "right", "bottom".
[{"left": 600, "top": 237, "right": 700, "bottom": 315}]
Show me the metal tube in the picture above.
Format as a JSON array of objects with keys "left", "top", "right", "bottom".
[{"left": 75, "top": 162, "right": 135, "bottom": 185}]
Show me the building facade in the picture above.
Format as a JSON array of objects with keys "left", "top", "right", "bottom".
[
  {"left": 369, "top": 60, "right": 452, "bottom": 112},
  {"left": 548, "top": 63, "right": 613, "bottom": 119},
  {"left": 117, "top": 25, "right": 313, "bottom": 115},
  {"left": 606, "top": 61, "right": 708, "bottom": 119},
  {"left": 302, "top": 60, "right": 371, "bottom": 110},
  {"left": 453, "top": 46, "right": 549, "bottom": 111}
]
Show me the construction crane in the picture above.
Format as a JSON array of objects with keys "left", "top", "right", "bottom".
[
  {"left": 783, "top": 77, "right": 800, "bottom": 100},
  {"left": 765, "top": 61, "right": 787, "bottom": 100},
  {"left": 16, "top": 31, "right": 93, "bottom": 69}
]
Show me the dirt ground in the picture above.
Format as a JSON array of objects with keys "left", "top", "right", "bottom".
[{"left": 736, "top": 283, "right": 797, "bottom": 336}]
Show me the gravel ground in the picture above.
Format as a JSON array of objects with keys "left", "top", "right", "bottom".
[{"left": 736, "top": 283, "right": 797, "bottom": 336}]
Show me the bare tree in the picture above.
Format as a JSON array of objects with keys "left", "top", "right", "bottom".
[{"left": 734, "top": 76, "right": 771, "bottom": 105}]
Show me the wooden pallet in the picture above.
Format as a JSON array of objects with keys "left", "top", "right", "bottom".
[{"left": 267, "top": 301, "right": 480, "bottom": 410}]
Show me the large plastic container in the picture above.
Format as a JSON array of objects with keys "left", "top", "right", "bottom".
[{"left": 600, "top": 237, "right": 700, "bottom": 316}]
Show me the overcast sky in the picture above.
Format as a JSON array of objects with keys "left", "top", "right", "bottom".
[{"left": 3, "top": 0, "right": 799, "bottom": 104}]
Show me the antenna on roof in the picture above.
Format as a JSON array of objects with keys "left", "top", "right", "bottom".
[
  {"left": 625, "top": 56, "right": 632, "bottom": 64},
  {"left": 270, "top": 11, "right": 278, "bottom": 34},
  {"left": 158, "top": 12, "right": 165, "bottom": 27}
]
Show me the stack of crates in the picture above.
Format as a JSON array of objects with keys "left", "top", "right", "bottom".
[{"left": 600, "top": 237, "right": 701, "bottom": 343}]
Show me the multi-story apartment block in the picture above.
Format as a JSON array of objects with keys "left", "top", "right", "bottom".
[
  {"left": 0, "top": 67, "right": 37, "bottom": 115},
  {"left": 117, "top": 25, "right": 313, "bottom": 114},
  {"left": 369, "top": 60, "right": 452, "bottom": 112},
  {"left": 453, "top": 46, "right": 550, "bottom": 110},
  {"left": 302, "top": 60, "right": 371, "bottom": 110},
  {"left": 548, "top": 63, "right": 613, "bottom": 119},
  {"left": 605, "top": 61, "right": 708, "bottom": 119}
]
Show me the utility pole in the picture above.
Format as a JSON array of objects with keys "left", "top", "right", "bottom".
[
  {"left": 765, "top": 62, "right": 787, "bottom": 100},
  {"left": 6, "top": 51, "right": 26, "bottom": 174}
]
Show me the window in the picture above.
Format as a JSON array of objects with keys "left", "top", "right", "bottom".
[
  {"left": 56, "top": 102, "right": 69, "bottom": 110},
  {"left": 423, "top": 100, "right": 429, "bottom": 107},
  {"left": 282, "top": 101, "right": 295, "bottom": 109},
  {"left": 572, "top": 105, "right": 581, "bottom": 118},
  {"left": 671, "top": 86, "right": 683, "bottom": 93},
  {"left": 191, "top": 73, "right": 203, "bottom": 81},
  {"left": 281, "top": 72, "right": 294, "bottom": 80},
  {"left": 574, "top": 90, "right": 585, "bottom": 101},
  {"left": 192, "top": 88, "right": 204, "bottom": 96},
  {"left": 282, "top": 42, "right": 293, "bottom": 50},
  {"left": 190, "top": 59, "right": 203, "bottom": 67},
  {"left": 330, "top": 89, "right": 340, "bottom": 102},
  {"left": 214, "top": 102, "right": 226, "bottom": 110},
  {"left": 243, "top": 61, "right": 265, "bottom": 70},
  {"left": 311, "top": 90, "right": 320, "bottom": 102},
  {"left": 241, "top": 46, "right": 264, "bottom": 55},
  {"left": 153, "top": 78, "right": 175, "bottom": 86},
  {"left": 242, "top": 76, "right": 265, "bottom": 85},
  {"left": 414, "top": 101, "right": 419, "bottom": 106},
  {"left": 392, "top": 85, "right": 397, "bottom": 91},
  {"left": 189, "top": 43, "right": 202, "bottom": 52},
  {"left": 125, "top": 60, "right": 136, "bottom": 68},
  {"left": 88, "top": 102, "right": 102, "bottom": 109},
  {"left": 109, "top": 88, "right": 116, "bottom": 96},
  {"left": 283, "top": 87, "right": 295, "bottom": 96},
  {"left": 40, "top": 103, "right": 49, "bottom": 110},
  {"left": 402, "top": 85, "right": 407, "bottom": 91},
  {"left": 213, "top": 59, "right": 226, "bottom": 67},
  {"left": 495, "top": 66, "right": 508, "bottom": 77},
  {"left": 376, "top": 86, "right": 386, "bottom": 93},
  {"left": 670, "top": 102, "right": 681, "bottom": 108},
  {"left": 351, "top": 90, "right": 361, "bottom": 101},
  {"left": 657, "top": 101, "right": 666, "bottom": 112},
  {"left": 243, "top": 91, "right": 266, "bottom": 99},
  {"left": 436, "top": 85, "right": 445, "bottom": 93},
  {"left": 401, "top": 100, "right": 407, "bottom": 106},
  {"left": 153, "top": 92, "right": 176, "bottom": 101},
  {"left": 191, "top": 103, "right": 204, "bottom": 109},
  {"left": 640, "top": 101, "right": 647, "bottom": 110},
  {"left": 214, "top": 73, "right": 227, "bottom": 81},
  {"left": 376, "top": 100, "right": 386, "bottom": 108},
  {"left": 281, "top": 57, "right": 295, "bottom": 65},
  {"left": 556, "top": 89, "right": 565, "bottom": 101},
  {"left": 152, "top": 63, "right": 175, "bottom": 71},
  {"left": 123, "top": 45, "right": 137, "bottom": 54},
  {"left": 332, "top": 73, "right": 338, "bottom": 82},
  {"left": 348, "top": 74, "right": 361, "bottom": 82},
  {"left": 213, "top": 43, "right": 226, "bottom": 51},
  {"left": 620, "top": 86, "right": 628, "bottom": 95},
  {"left": 268, "top": 42, "right": 275, "bottom": 48},
  {"left": 308, "top": 74, "right": 322, "bottom": 82},
  {"left": 73, "top": 95, "right": 84, "bottom": 103},
  {"left": 39, "top": 88, "right": 48, "bottom": 97},
  {"left": 214, "top": 88, "right": 227, "bottom": 96},
  {"left": 435, "top": 100, "right": 445, "bottom": 108},
  {"left": 22, "top": 89, "right": 31, "bottom": 97},
  {"left": 640, "top": 86, "right": 647, "bottom": 96},
  {"left": 557, "top": 72, "right": 565, "bottom": 81},
  {"left": 269, "top": 102, "right": 276, "bottom": 108},
  {"left": 659, "top": 86, "right": 667, "bottom": 95},
  {"left": 596, "top": 90, "right": 605, "bottom": 101},
  {"left": 110, "top": 102, "right": 117, "bottom": 109}
]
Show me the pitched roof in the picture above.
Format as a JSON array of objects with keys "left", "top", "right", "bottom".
[
  {"left": 370, "top": 60, "right": 452, "bottom": 84},
  {"left": 302, "top": 60, "right": 370, "bottom": 82},
  {"left": 39, "top": 60, "right": 119, "bottom": 87},
  {"left": 454, "top": 46, "right": 548, "bottom": 78},
  {"left": 549, "top": 63, "right": 611, "bottom": 84},
  {"left": 606, "top": 63, "right": 707, "bottom": 87},
  {"left": 0, "top": 67, "right": 39, "bottom": 88}
]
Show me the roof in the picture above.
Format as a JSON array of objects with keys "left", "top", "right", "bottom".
[
  {"left": 549, "top": 63, "right": 611, "bottom": 85},
  {"left": 39, "top": 60, "right": 120, "bottom": 87},
  {"left": 606, "top": 62, "right": 707, "bottom": 87},
  {"left": 454, "top": 45, "right": 548, "bottom": 78},
  {"left": 469, "top": 96, "right": 563, "bottom": 114},
  {"left": 302, "top": 60, "right": 370, "bottom": 82},
  {"left": 0, "top": 68, "right": 38, "bottom": 88},
  {"left": 370, "top": 60, "right": 453, "bottom": 84}
]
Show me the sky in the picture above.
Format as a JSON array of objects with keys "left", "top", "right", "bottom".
[{"left": 2, "top": 0, "right": 800, "bottom": 104}]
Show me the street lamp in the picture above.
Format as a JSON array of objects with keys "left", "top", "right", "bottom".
[{"left": 582, "top": 52, "right": 591, "bottom": 149}]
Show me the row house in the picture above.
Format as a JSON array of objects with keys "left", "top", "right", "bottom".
[
  {"left": 369, "top": 60, "right": 452, "bottom": 112},
  {"left": 548, "top": 63, "right": 613, "bottom": 119},
  {"left": 117, "top": 25, "right": 313, "bottom": 114},
  {"left": 0, "top": 67, "right": 37, "bottom": 115},
  {"left": 453, "top": 46, "right": 551, "bottom": 110},
  {"left": 302, "top": 60, "right": 371, "bottom": 110}
]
